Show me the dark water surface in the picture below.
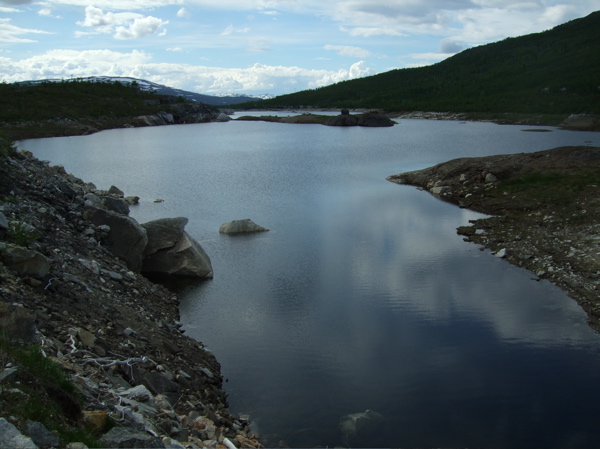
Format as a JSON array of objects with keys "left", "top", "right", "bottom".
[{"left": 21, "top": 118, "right": 600, "bottom": 447}]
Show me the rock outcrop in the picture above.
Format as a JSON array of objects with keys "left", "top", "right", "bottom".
[
  {"left": 142, "top": 217, "right": 214, "bottom": 279},
  {"left": 387, "top": 145, "right": 600, "bottom": 332},
  {"left": 0, "top": 149, "right": 262, "bottom": 449},
  {"left": 219, "top": 219, "right": 269, "bottom": 234},
  {"left": 83, "top": 207, "right": 148, "bottom": 272}
]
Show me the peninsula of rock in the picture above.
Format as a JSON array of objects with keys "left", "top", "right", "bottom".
[{"left": 387, "top": 145, "right": 600, "bottom": 331}]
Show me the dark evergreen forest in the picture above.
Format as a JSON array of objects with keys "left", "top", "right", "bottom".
[{"left": 250, "top": 11, "right": 600, "bottom": 114}]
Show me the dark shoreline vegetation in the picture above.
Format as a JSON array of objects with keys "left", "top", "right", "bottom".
[{"left": 0, "top": 79, "right": 223, "bottom": 141}]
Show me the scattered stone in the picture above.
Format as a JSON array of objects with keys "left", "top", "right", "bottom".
[
  {"left": 82, "top": 411, "right": 109, "bottom": 433},
  {"left": 0, "top": 302, "right": 37, "bottom": 343},
  {"left": 100, "top": 427, "right": 165, "bottom": 448},
  {"left": 65, "top": 443, "right": 89, "bottom": 449},
  {"left": 84, "top": 193, "right": 103, "bottom": 209},
  {"left": 77, "top": 327, "right": 96, "bottom": 347},
  {"left": 0, "top": 211, "right": 8, "bottom": 233},
  {"left": 485, "top": 172, "right": 498, "bottom": 183},
  {"left": 215, "top": 113, "right": 231, "bottom": 122},
  {"left": 125, "top": 196, "right": 140, "bottom": 205},
  {"left": 495, "top": 248, "right": 507, "bottom": 258},
  {"left": 121, "top": 384, "right": 154, "bottom": 404},
  {"left": 24, "top": 420, "right": 60, "bottom": 449},
  {"left": 101, "top": 269, "right": 123, "bottom": 281},
  {"left": 0, "top": 148, "right": 259, "bottom": 449},
  {"left": 430, "top": 185, "right": 450, "bottom": 195},
  {"left": 0, "top": 243, "right": 50, "bottom": 279},
  {"left": 102, "top": 197, "right": 130, "bottom": 215},
  {"left": 142, "top": 372, "right": 181, "bottom": 405},
  {"left": 79, "top": 258, "right": 100, "bottom": 275},
  {"left": 0, "top": 367, "right": 18, "bottom": 382},
  {"left": 108, "top": 185, "right": 125, "bottom": 197},
  {"left": 0, "top": 418, "right": 38, "bottom": 449}
]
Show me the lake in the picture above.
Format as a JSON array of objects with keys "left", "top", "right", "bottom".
[{"left": 20, "top": 117, "right": 600, "bottom": 447}]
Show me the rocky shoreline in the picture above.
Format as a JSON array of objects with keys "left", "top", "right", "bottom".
[
  {"left": 0, "top": 147, "right": 262, "bottom": 448},
  {"left": 387, "top": 145, "right": 600, "bottom": 332},
  {"left": 0, "top": 101, "right": 231, "bottom": 141}
]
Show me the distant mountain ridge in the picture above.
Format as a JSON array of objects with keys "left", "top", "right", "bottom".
[
  {"left": 19, "top": 76, "right": 274, "bottom": 106},
  {"left": 255, "top": 10, "right": 600, "bottom": 114}
]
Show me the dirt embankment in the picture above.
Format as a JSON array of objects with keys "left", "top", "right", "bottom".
[{"left": 387, "top": 146, "right": 600, "bottom": 331}]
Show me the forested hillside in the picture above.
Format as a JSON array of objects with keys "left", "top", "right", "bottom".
[
  {"left": 253, "top": 11, "right": 600, "bottom": 113},
  {"left": 0, "top": 79, "right": 221, "bottom": 139}
]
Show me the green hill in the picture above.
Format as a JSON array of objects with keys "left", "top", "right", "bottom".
[
  {"left": 0, "top": 79, "right": 219, "bottom": 139},
  {"left": 254, "top": 11, "right": 600, "bottom": 114}
]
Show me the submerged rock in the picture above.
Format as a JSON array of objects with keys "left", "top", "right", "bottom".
[{"left": 339, "top": 409, "right": 383, "bottom": 443}]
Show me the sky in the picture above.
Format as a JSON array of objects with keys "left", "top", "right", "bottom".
[{"left": 0, "top": 1, "right": 598, "bottom": 96}]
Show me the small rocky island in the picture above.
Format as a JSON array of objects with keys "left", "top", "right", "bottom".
[
  {"left": 0, "top": 144, "right": 262, "bottom": 448},
  {"left": 387, "top": 145, "right": 600, "bottom": 331},
  {"left": 236, "top": 109, "right": 395, "bottom": 127}
]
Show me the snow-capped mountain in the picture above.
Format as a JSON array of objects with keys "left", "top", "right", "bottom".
[{"left": 19, "top": 76, "right": 272, "bottom": 106}]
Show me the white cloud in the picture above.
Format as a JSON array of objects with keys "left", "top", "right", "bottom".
[
  {"left": 2, "top": 0, "right": 598, "bottom": 95},
  {"left": 177, "top": 7, "right": 190, "bottom": 18},
  {"left": 324, "top": 44, "right": 371, "bottom": 58},
  {"left": 0, "top": 49, "right": 151, "bottom": 82},
  {"left": 0, "top": 17, "right": 51, "bottom": 42},
  {"left": 247, "top": 36, "right": 272, "bottom": 53},
  {"left": 0, "top": 0, "right": 35, "bottom": 5},
  {"left": 114, "top": 15, "right": 168, "bottom": 39},
  {"left": 76, "top": 6, "right": 168, "bottom": 39},
  {"left": 348, "top": 60, "right": 371, "bottom": 78},
  {"left": 341, "top": 26, "right": 408, "bottom": 37},
  {"left": 0, "top": 49, "right": 373, "bottom": 94},
  {"left": 221, "top": 24, "right": 250, "bottom": 36},
  {"left": 439, "top": 38, "right": 465, "bottom": 53}
]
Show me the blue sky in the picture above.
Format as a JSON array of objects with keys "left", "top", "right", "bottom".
[{"left": 1, "top": 0, "right": 598, "bottom": 96}]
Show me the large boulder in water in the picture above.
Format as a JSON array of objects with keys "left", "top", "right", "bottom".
[
  {"left": 83, "top": 207, "right": 148, "bottom": 272},
  {"left": 141, "top": 217, "right": 213, "bottom": 279},
  {"left": 219, "top": 218, "right": 269, "bottom": 235}
]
